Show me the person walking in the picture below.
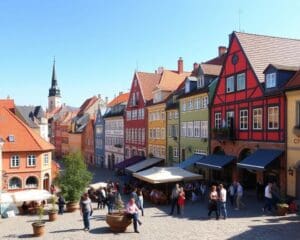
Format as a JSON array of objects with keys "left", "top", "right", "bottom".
[
  {"left": 80, "top": 193, "right": 93, "bottom": 231},
  {"left": 178, "top": 187, "right": 186, "bottom": 216},
  {"left": 262, "top": 182, "right": 273, "bottom": 213},
  {"left": 137, "top": 189, "right": 144, "bottom": 216},
  {"left": 235, "top": 182, "right": 245, "bottom": 210},
  {"left": 200, "top": 182, "right": 206, "bottom": 201},
  {"left": 126, "top": 197, "right": 142, "bottom": 233},
  {"left": 169, "top": 183, "right": 180, "bottom": 215},
  {"left": 106, "top": 189, "right": 114, "bottom": 214},
  {"left": 219, "top": 184, "right": 227, "bottom": 219},
  {"left": 228, "top": 183, "right": 235, "bottom": 207},
  {"left": 57, "top": 194, "right": 66, "bottom": 215},
  {"left": 208, "top": 185, "right": 219, "bottom": 220}
]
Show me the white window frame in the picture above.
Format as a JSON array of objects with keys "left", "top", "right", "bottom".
[
  {"left": 200, "top": 121, "right": 208, "bottom": 138},
  {"left": 27, "top": 155, "right": 36, "bottom": 167},
  {"left": 43, "top": 153, "right": 49, "bottom": 166},
  {"left": 187, "top": 122, "right": 194, "bottom": 137},
  {"left": 266, "top": 72, "right": 276, "bottom": 88},
  {"left": 215, "top": 112, "right": 222, "bottom": 129},
  {"left": 237, "top": 72, "right": 246, "bottom": 91},
  {"left": 173, "top": 147, "right": 179, "bottom": 157},
  {"left": 10, "top": 155, "right": 20, "bottom": 168},
  {"left": 240, "top": 109, "right": 248, "bottom": 130},
  {"left": 226, "top": 111, "right": 234, "bottom": 128},
  {"left": 194, "top": 121, "right": 201, "bottom": 138},
  {"left": 268, "top": 106, "right": 279, "bottom": 130},
  {"left": 181, "top": 122, "right": 187, "bottom": 137},
  {"left": 197, "top": 75, "right": 205, "bottom": 88},
  {"left": 253, "top": 108, "right": 263, "bottom": 130},
  {"left": 226, "top": 76, "right": 235, "bottom": 93}
]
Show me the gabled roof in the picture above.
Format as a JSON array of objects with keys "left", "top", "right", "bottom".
[
  {"left": 200, "top": 64, "right": 222, "bottom": 76},
  {"left": 16, "top": 105, "right": 46, "bottom": 128},
  {"left": 0, "top": 99, "right": 15, "bottom": 112},
  {"left": 107, "top": 92, "right": 129, "bottom": 107},
  {"left": 0, "top": 107, "right": 54, "bottom": 152},
  {"left": 204, "top": 53, "right": 227, "bottom": 65},
  {"left": 285, "top": 70, "right": 300, "bottom": 90},
  {"left": 235, "top": 31, "right": 300, "bottom": 82},
  {"left": 155, "top": 70, "right": 191, "bottom": 92},
  {"left": 78, "top": 96, "right": 99, "bottom": 115},
  {"left": 136, "top": 72, "right": 162, "bottom": 101}
]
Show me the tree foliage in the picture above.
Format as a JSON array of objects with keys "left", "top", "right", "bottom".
[{"left": 54, "top": 151, "right": 92, "bottom": 202}]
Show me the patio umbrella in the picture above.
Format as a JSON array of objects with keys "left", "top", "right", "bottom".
[
  {"left": 89, "top": 182, "right": 107, "bottom": 190},
  {"left": 12, "top": 190, "right": 52, "bottom": 205}
]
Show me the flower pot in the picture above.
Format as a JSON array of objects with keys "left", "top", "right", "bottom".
[
  {"left": 32, "top": 222, "right": 45, "bottom": 237},
  {"left": 48, "top": 210, "right": 58, "bottom": 221},
  {"left": 66, "top": 202, "right": 78, "bottom": 212},
  {"left": 106, "top": 212, "right": 132, "bottom": 233}
]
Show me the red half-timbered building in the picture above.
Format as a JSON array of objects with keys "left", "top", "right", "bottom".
[
  {"left": 124, "top": 72, "right": 161, "bottom": 159},
  {"left": 205, "top": 32, "right": 300, "bottom": 191}
]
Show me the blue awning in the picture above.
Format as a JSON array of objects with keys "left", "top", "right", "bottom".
[
  {"left": 177, "top": 154, "right": 205, "bottom": 169},
  {"left": 237, "top": 149, "right": 283, "bottom": 171},
  {"left": 195, "top": 154, "right": 236, "bottom": 170}
]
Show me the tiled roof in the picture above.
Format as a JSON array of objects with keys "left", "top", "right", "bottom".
[
  {"left": 107, "top": 92, "right": 129, "bottom": 107},
  {"left": 78, "top": 96, "right": 99, "bottom": 115},
  {"left": 0, "top": 99, "right": 15, "bottom": 112},
  {"left": 264, "top": 64, "right": 299, "bottom": 72},
  {"left": 156, "top": 70, "right": 191, "bottom": 92},
  {"left": 0, "top": 107, "right": 54, "bottom": 152},
  {"left": 200, "top": 64, "right": 222, "bottom": 76},
  {"left": 16, "top": 106, "right": 46, "bottom": 128},
  {"left": 235, "top": 31, "right": 300, "bottom": 82},
  {"left": 136, "top": 72, "right": 162, "bottom": 101},
  {"left": 205, "top": 53, "right": 227, "bottom": 65},
  {"left": 285, "top": 70, "right": 300, "bottom": 90}
]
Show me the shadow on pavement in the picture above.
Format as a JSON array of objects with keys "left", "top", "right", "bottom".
[
  {"left": 49, "top": 228, "right": 83, "bottom": 233},
  {"left": 89, "top": 227, "right": 135, "bottom": 235},
  {"left": 18, "top": 234, "right": 32, "bottom": 238}
]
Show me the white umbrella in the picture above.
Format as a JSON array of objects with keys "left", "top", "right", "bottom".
[
  {"left": 12, "top": 190, "right": 52, "bottom": 205},
  {"left": 0, "top": 193, "right": 14, "bottom": 204},
  {"left": 89, "top": 182, "right": 107, "bottom": 190}
]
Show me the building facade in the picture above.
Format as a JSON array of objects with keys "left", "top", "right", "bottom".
[
  {"left": 94, "top": 108, "right": 105, "bottom": 167},
  {"left": 82, "top": 118, "right": 95, "bottom": 165}
]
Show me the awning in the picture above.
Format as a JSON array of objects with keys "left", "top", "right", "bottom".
[
  {"left": 125, "top": 157, "right": 164, "bottom": 173},
  {"left": 12, "top": 190, "right": 52, "bottom": 204},
  {"left": 132, "top": 167, "right": 203, "bottom": 184},
  {"left": 177, "top": 154, "right": 206, "bottom": 169},
  {"left": 237, "top": 149, "right": 284, "bottom": 171},
  {"left": 114, "top": 156, "right": 145, "bottom": 170},
  {"left": 195, "top": 154, "right": 236, "bottom": 170},
  {"left": 89, "top": 182, "right": 107, "bottom": 190}
]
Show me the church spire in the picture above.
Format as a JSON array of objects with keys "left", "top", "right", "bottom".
[{"left": 48, "top": 58, "right": 61, "bottom": 97}]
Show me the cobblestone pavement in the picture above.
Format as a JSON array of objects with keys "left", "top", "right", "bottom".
[{"left": 0, "top": 168, "right": 299, "bottom": 240}]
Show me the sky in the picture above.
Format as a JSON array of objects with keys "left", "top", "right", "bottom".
[{"left": 0, "top": 0, "right": 299, "bottom": 109}]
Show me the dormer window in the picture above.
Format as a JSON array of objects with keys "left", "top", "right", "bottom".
[
  {"left": 266, "top": 72, "right": 276, "bottom": 88},
  {"left": 153, "top": 91, "right": 162, "bottom": 103},
  {"left": 197, "top": 75, "right": 205, "bottom": 89},
  {"left": 8, "top": 135, "right": 15, "bottom": 142},
  {"left": 185, "top": 81, "right": 190, "bottom": 93}
]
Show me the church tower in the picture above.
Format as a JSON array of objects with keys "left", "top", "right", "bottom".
[{"left": 48, "top": 59, "right": 62, "bottom": 112}]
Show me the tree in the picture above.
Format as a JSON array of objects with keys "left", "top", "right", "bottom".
[{"left": 55, "top": 151, "right": 92, "bottom": 202}]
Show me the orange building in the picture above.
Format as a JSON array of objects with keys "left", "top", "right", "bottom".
[
  {"left": 0, "top": 104, "right": 55, "bottom": 192},
  {"left": 82, "top": 118, "right": 95, "bottom": 165}
]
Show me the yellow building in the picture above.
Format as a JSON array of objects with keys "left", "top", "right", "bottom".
[{"left": 286, "top": 70, "right": 300, "bottom": 198}]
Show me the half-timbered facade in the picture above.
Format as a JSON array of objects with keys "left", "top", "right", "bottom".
[{"left": 207, "top": 32, "right": 300, "bottom": 190}]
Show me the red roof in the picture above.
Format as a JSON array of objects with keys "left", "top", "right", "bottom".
[
  {"left": 285, "top": 70, "right": 300, "bottom": 90},
  {"left": 0, "top": 99, "right": 15, "bottom": 112},
  {"left": 136, "top": 72, "right": 162, "bottom": 101},
  {"left": 78, "top": 96, "right": 99, "bottom": 115},
  {"left": 107, "top": 92, "right": 129, "bottom": 107},
  {"left": 0, "top": 107, "right": 54, "bottom": 152}
]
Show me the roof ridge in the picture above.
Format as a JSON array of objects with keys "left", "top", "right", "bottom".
[
  {"left": 234, "top": 31, "right": 300, "bottom": 42},
  {"left": 2, "top": 107, "right": 50, "bottom": 150}
]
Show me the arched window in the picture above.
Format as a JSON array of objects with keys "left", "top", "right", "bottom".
[
  {"left": 9, "top": 177, "right": 22, "bottom": 189},
  {"left": 25, "top": 176, "right": 38, "bottom": 188}
]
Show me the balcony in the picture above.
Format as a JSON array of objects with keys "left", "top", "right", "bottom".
[{"left": 212, "top": 127, "right": 235, "bottom": 141}]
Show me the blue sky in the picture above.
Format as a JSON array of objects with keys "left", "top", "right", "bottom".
[{"left": 0, "top": 0, "right": 299, "bottom": 108}]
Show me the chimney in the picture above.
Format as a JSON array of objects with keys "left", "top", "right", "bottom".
[
  {"left": 218, "top": 46, "right": 227, "bottom": 56},
  {"left": 178, "top": 57, "right": 183, "bottom": 74},
  {"left": 193, "top": 62, "right": 199, "bottom": 72},
  {"left": 119, "top": 91, "right": 123, "bottom": 96}
]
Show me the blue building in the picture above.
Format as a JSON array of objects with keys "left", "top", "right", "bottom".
[{"left": 94, "top": 107, "right": 105, "bottom": 167}]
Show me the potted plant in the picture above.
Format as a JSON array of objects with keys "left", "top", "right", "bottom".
[
  {"left": 32, "top": 205, "right": 45, "bottom": 237},
  {"left": 106, "top": 193, "right": 132, "bottom": 232},
  {"left": 48, "top": 195, "right": 58, "bottom": 221},
  {"left": 54, "top": 151, "right": 92, "bottom": 212}
]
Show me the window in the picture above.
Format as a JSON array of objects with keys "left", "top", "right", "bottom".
[
  {"left": 266, "top": 73, "right": 276, "bottom": 88},
  {"left": 268, "top": 106, "right": 279, "bottom": 129},
  {"left": 197, "top": 75, "right": 205, "bottom": 88},
  {"left": 132, "top": 110, "right": 137, "bottom": 120},
  {"left": 156, "top": 128, "right": 161, "bottom": 139},
  {"left": 26, "top": 176, "right": 38, "bottom": 188},
  {"left": 188, "top": 99, "right": 193, "bottom": 111},
  {"left": 226, "top": 76, "right": 235, "bottom": 93},
  {"left": 194, "top": 97, "right": 200, "bottom": 110},
  {"left": 126, "top": 111, "right": 131, "bottom": 120},
  {"left": 187, "top": 122, "right": 194, "bottom": 137},
  {"left": 173, "top": 147, "right": 179, "bottom": 157},
  {"left": 200, "top": 121, "right": 208, "bottom": 138},
  {"left": 140, "top": 109, "right": 144, "bottom": 119},
  {"left": 181, "top": 122, "right": 187, "bottom": 137},
  {"left": 226, "top": 111, "right": 234, "bottom": 128},
  {"left": 215, "top": 112, "right": 222, "bottom": 129},
  {"left": 161, "top": 128, "right": 165, "bottom": 139},
  {"left": 182, "top": 102, "right": 186, "bottom": 112},
  {"left": 174, "top": 111, "right": 179, "bottom": 119},
  {"left": 142, "top": 128, "right": 145, "bottom": 143},
  {"left": 194, "top": 121, "right": 201, "bottom": 137},
  {"left": 9, "top": 177, "right": 21, "bottom": 189},
  {"left": 240, "top": 109, "right": 248, "bottom": 130},
  {"left": 161, "top": 111, "right": 165, "bottom": 120},
  {"left": 168, "top": 125, "right": 172, "bottom": 137},
  {"left": 27, "top": 155, "right": 36, "bottom": 166},
  {"left": 203, "top": 96, "right": 208, "bottom": 108},
  {"left": 237, "top": 73, "right": 246, "bottom": 91},
  {"left": 96, "top": 126, "right": 103, "bottom": 134},
  {"left": 168, "top": 112, "right": 172, "bottom": 120},
  {"left": 10, "top": 155, "right": 20, "bottom": 168},
  {"left": 44, "top": 154, "right": 49, "bottom": 166},
  {"left": 253, "top": 108, "right": 262, "bottom": 130}
]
